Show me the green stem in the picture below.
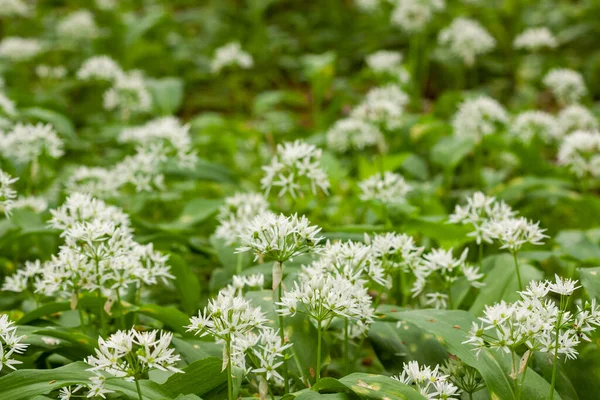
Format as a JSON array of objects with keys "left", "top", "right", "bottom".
[
  {"left": 478, "top": 243, "right": 483, "bottom": 272},
  {"left": 78, "top": 307, "right": 85, "bottom": 331},
  {"left": 276, "top": 281, "right": 290, "bottom": 393},
  {"left": 316, "top": 318, "right": 322, "bottom": 384},
  {"left": 517, "top": 351, "right": 531, "bottom": 400},
  {"left": 468, "top": 393, "right": 473, "bottom": 400},
  {"left": 227, "top": 339, "right": 234, "bottom": 400},
  {"left": 549, "top": 296, "right": 567, "bottom": 400},
  {"left": 116, "top": 290, "right": 126, "bottom": 330},
  {"left": 135, "top": 379, "right": 143, "bottom": 400},
  {"left": 447, "top": 285, "right": 454, "bottom": 310},
  {"left": 236, "top": 253, "right": 243, "bottom": 275},
  {"left": 343, "top": 318, "right": 349, "bottom": 375},
  {"left": 512, "top": 251, "right": 523, "bottom": 291}
]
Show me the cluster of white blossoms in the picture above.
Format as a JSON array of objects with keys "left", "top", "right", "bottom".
[
  {"left": 215, "top": 192, "right": 269, "bottom": 246},
  {"left": 510, "top": 111, "right": 559, "bottom": 144},
  {"left": 452, "top": 96, "right": 508, "bottom": 143},
  {"left": 2, "top": 260, "right": 42, "bottom": 293},
  {"left": 95, "top": 0, "right": 117, "bottom": 11},
  {"left": 350, "top": 84, "right": 409, "bottom": 129},
  {"left": 28, "top": 193, "right": 172, "bottom": 300},
  {"left": 359, "top": 171, "right": 412, "bottom": 204},
  {"left": 448, "top": 191, "right": 516, "bottom": 245},
  {"left": 0, "top": 123, "right": 64, "bottom": 164},
  {"left": 0, "top": 314, "right": 29, "bottom": 372},
  {"left": 261, "top": 140, "right": 330, "bottom": 199},
  {"left": 412, "top": 248, "right": 484, "bottom": 309},
  {"left": 465, "top": 277, "right": 600, "bottom": 360},
  {"left": 10, "top": 195, "right": 48, "bottom": 213},
  {"left": 369, "top": 232, "right": 424, "bottom": 275},
  {"left": 557, "top": 130, "right": 600, "bottom": 179},
  {"left": 36, "top": 64, "right": 68, "bottom": 80},
  {"left": 77, "top": 55, "right": 123, "bottom": 82},
  {"left": 543, "top": 68, "right": 587, "bottom": 105},
  {"left": 211, "top": 42, "right": 254, "bottom": 73},
  {"left": 394, "top": 361, "right": 460, "bottom": 399},
  {"left": 0, "top": 37, "right": 43, "bottom": 62},
  {"left": 103, "top": 70, "right": 152, "bottom": 118},
  {"left": 326, "top": 117, "right": 384, "bottom": 153},
  {"left": 556, "top": 105, "right": 598, "bottom": 137},
  {"left": 355, "top": 0, "right": 379, "bottom": 12},
  {"left": 390, "top": 0, "right": 445, "bottom": 33},
  {"left": 365, "top": 50, "right": 403, "bottom": 74},
  {"left": 0, "top": 170, "right": 18, "bottom": 217},
  {"left": 438, "top": 18, "right": 496, "bottom": 66},
  {"left": 0, "top": 0, "right": 30, "bottom": 17},
  {"left": 513, "top": 27, "right": 558, "bottom": 51},
  {"left": 226, "top": 274, "right": 265, "bottom": 295},
  {"left": 57, "top": 10, "right": 98, "bottom": 41},
  {"left": 483, "top": 217, "right": 548, "bottom": 253}
]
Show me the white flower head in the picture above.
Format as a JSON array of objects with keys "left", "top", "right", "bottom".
[
  {"left": 57, "top": 10, "right": 98, "bottom": 41},
  {"left": 483, "top": 217, "right": 547, "bottom": 252},
  {"left": 556, "top": 105, "right": 598, "bottom": 137},
  {"left": 543, "top": 68, "right": 587, "bottom": 105},
  {"left": 366, "top": 50, "right": 403, "bottom": 74},
  {"left": 452, "top": 96, "right": 508, "bottom": 143},
  {"left": 0, "top": 170, "right": 18, "bottom": 217},
  {"left": 514, "top": 27, "right": 558, "bottom": 51},
  {"left": 351, "top": 84, "right": 408, "bottom": 128},
  {"left": 0, "top": 37, "right": 42, "bottom": 61},
  {"left": 211, "top": 42, "right": 253, "bottom": 73},
  {"left": 0, "top": 0, "right": 30, "bottom": 17},
  {"left": 77, "top": 56, "right": 123, "bottom": 82},
  {"left": 215, "top": 192, "right": 270, "bottom": 246},
  {"left": 0, "top": 314, "right": 29, "bottom": 371},
  {"left": 391, "top": 0, "right": 445, "bottom": 33},
  {"left": 326, "top": 117, "right": 384, "bottom": 153},
  {"left": 438, "top": 18, "right": 496, "bottom": 66},
  {"left": 557, "top": 130, "right": 600, "bottom": 178},
  {"left": 510, "top": 111, "right": 559, "bottom": 144},
  {"left": 103, "top": 71, "right": 152, "bottom": 118},
  {"left": 359, "top": 171, "right": 412, "bottom": 204},
  {"left": 0, "top": 123, "right": 64, "bottom": 164}
]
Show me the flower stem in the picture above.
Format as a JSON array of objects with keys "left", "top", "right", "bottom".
[
  {"left": 512, "top": 251, "right": 523, "bottom": 291},
  {"left": 549, "top": 296, "right": 567, "bottom": 400},
  {"left": 116, "top": 290, "right": 126, "bottom": 330},
  {"left": 236, "top": 253, "right": 243, "bottom": 275},
  {"left": 227, "top": 339, "right": 234, "bottom": 400},
  {"left": 343, "top": 318, "right": 349, "bottom": 375},
  {"left": 316, "top": 318, "right": 322, "bottom": 384},
  {"left": 135, "top": 379, "right": 143, "bottom": 400},
  {"left": 276, "top": 278, "right": 290, "bottom": 393}
]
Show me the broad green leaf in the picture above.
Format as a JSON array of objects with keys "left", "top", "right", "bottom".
[
  {"left": 135, "top": 304, "right": 193, "bottom": 336},
  {"left": 19, "top": 107, "right": 77, "bottom": 140},
  {"left": 168, "top": 254, "right": 201, "bottom": 315},
  {"left": 164, "top": 158, "right": 236, "bottom": 183},
  {"left": 338, "top": 373, "right": 426, "bottom": 399},
  {"left": 430, "top": 136, "right": 475, "bottom": 169},
  {"left": 161, "top": 357, "right": 227, "bottom": 397},
  {"left": 578, "top": 267, "right": 600, "bottom": 299},
  {"left": 171, "top": 337, "right": 221, "bottom": 364},
  {"left": 556, "top": 231, "right": 600, "bottom": 264},
  {"left": 147, "top": 77, "right": 184, "bottom": 115},
  {"left": 403, "top": 216, "right": 472, "bottom": 248},
  {"left": 157, "top": 198, "right": 222, "bottom": 232}
]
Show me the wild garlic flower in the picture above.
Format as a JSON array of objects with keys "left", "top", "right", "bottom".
[
  {"left": 49, "top": 192, "right": 130, "bottom": 232},
  {"left": 368, "top": 232, "right": 424, "bottom": 273},
  {"left": 448, "top": 191, "right": 516, "bottom": 245},
  {"left": 513, "top": 27, "right": 558, "bottom": 51},
  {"left": 36, "top": 65, "right": 67, "bottom": 80},
  {"left": 464, "top": 278, "right": 600, "bottom": 360},
  {"left": 77, "top": 55, "right": 123, "bottom": 82},
  {"left": 543, "top": 68, "right": 587, "bottom": 105},
  {"left": 2, "top": 260, "right": 43, "bottom": 293},
  {"left": 326, "top": 117, "right": 384, "bottom": 153},
  {"left": 10, "top": 196, "right": 47, "bottom": 213},
  {"left": 0, "top": 123, "right": 64, "bottom": 164},
  {"left": 103, "top": 71, "right": 152, "bottom": 118},
  {"left": 0, "top": 170, "right": 18, "bottom": 217},
  {"left": 87, "top": 328, "right": 183, "bottom": 380},
  {"left": 0, "top": 0, "right": 30, "bottom": 17},
  {"left": 510, "top": 111, "right": 559, "bottom": 144},
  {"left": 452, "top": 96, "right": 508, "bottom": 143},
  {"left": 228, "top": 274, "right": 265, "bottom": 295},
  {"left": 483, "top": 217, "right": 547, "bottom": 253},
  {"left": 237, "top": 212, "right": 323, "bottom": 263},
  {"left": 0, "top": 37, "right": 42, "bottom": 62},
  {"left": 557, "top": 130, "right": 600, "bottom": 178},
  {"left": 65, "top": 166, "right": 120, "bottom": 198},
  {"left": 391, "top": 0, "right": 445, "bottom": 33},
  {"left": 57, "top": 10, "right": 98, "bottom": 41},
  {"left": 261, "top": 140, "right": 330, "bottom": 198},
  {"left": 211, "top": 42, "right": 253, "bottom": 73},
  {"left": 556, "top": 105, "right": 598, "bottom": 137},
  {"left": 350, "top": 84, "right": 409, "bottom": 128},
  {"left": 438, "top": 18, "right": 496, "bottom": 66},
  {"left": 119, "top": 117, "right": 197, "bottom": 169},
  {"left": 359, "top": 171, "right": 412, "bottom": 204},
  {"left": 250, "top": 328, "right": 292, "bottom": 383},
  {"left": 393, "top": 361, "right": 460, "bottom": 400},
  {"left": 355, "top": 0, "right": 379, "bottom": 12},
  {"left": 441, "top": 358, "right": 485, "bottom": 396},
  {"left": 95, "top": 0, "right": 117, "bottom": 10},
  {"left": 0, "top": 314, "right": 29, "bottom": 371},
  {"left": 366, "top": 50, "right": 403, "bottom": 74},
  {"left": 215, "top": 192, "right": 269, "bottom": 246}
]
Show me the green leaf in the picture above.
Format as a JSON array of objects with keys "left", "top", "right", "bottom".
[
  {"left": 579, "top": 267, "right": 600, "bottom": 299},
  {"left": 338, "top": 373, "right": 425, "bottom": 399},
  {"left": 556, "top": 231, "right": 600, "bottom": 264},
  {"left": 19, "top": 107, "right": 77, "bottom": 140},
  {"left": 135, "top": 304, "right": 193, "bottom": 336},
  {"left": 430, "top": 136, "right": 475, "bottom": 169},
  {"left": 168, "top": 254, "right": 201, "bottom": 315},
  {"left": 162, "top": 357, "right": 227, "bottom": 397},
  {"left": 403, "top": 216, "right": 472, "bottom": 248},
  {"left": 147, "top": 77, "right": 184, "bottom": 115},
  {"left": 157, "top": 198, "right": 222, "bottom": 232},
  {"left": 164, "top": 158, "right": 236, "bottom": 183}
]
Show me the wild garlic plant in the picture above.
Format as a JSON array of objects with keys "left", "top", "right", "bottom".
[
  {"left": 359, "top": 171, "right": 412, "bottom": 226},
  {"left": 393, "top": 361, "right": 461, "bottom": 400},
  {"left": 464, "top": 277, "right": 600, "bottom": 400},
  {"left": 0, "top": 314, "right": 29, "bottom": 372},
  {"left": 441, "top": 357, "right": 485, "bottom": 399},
  {"left": 0, "top": 169, "right": 17, "bottom": 217},
  {"left": 542, "top": 68, "right": 587, "bottom": 106}
]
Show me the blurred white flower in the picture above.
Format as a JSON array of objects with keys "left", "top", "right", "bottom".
[
  {"left": 215, "top": 192, "right": 269, "bottom": 246},
  {"left": 11, "top": 196, "right": 48, "bottom": 213},
  {"left": 36, "top": 65, "right": 67, "bottom": 80},
  {"left": 77, "top": 56, "right": 123, "bottom": 82},
  {"left": 366, "top": 50, "right": 403, "bottom": 74},
  {"left": 355, "top": 0, "right": 380, "bottom": 12},
  {"left": 514, "top": 27, "right": 558, "bottom": 51},
  {"left": 543, "top": 68, "right": 587, "bottom": 105},
  {"left": 556, "top": 105, "right": 598, "bottom": 137},
  {"left": 359, "top": 171, "right": 412, "bottom": 204},
  {"left": 452, "top": 96, "right": 508, "bottom": 143},
  {"left": 103, "top": 71, "right": 152, "bottom": 118},
  {"left": 438, "top": 18, "right": 496, "bottom": 66},
  {"left": 57, "top": 10, "right": 98, "bottom": 41},
  {"left": 326, "top": 117, "right": 384, "bottom": 153},
  {"left": 0, "top": 0, "right": 30, "bottom": 17},
  {"left": 391, "top": 0, "right": 445, "bottom": 33},
  {"left": 351, "top": 84, "right": 408, "bottom": 128},
  {"left": 0, "top": 170, "right": 18, "bottom": 217},
  {"left": 0, "top": 37, "right": 42, "bottom": 61},
  {"left": 557, "top": 130, "right": 600, "bottom": 178},
  {"left": 0, "top": 92, "right": 17, "bottom": 117},
  {"left": 0, "top": 123, "right": 64, "bottom": 164},
  {"left": 211, "top": 42, "right": 253, "bottom": 73},
  {"left": 510, "top": 111, "right": 559, "bottom": 144}
]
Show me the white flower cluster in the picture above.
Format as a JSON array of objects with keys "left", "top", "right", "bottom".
[
  {"left": 484, "top": 217, "right": 548, "bottom": 252},
  {"left": 211, "top": 42, "right": 254, "bottom": 73},
  {"left": 557, "top": 130, "right": 600, "bottom": 178},
  {"left": 103, "top": 70, "right": 152, "bottom": 118},
  {"left": 2, "top": 260, "right": 42, "bottom": 292},
  {"left": 36, "top": 64, "right": 67, "bottom": 80},
  {"left": 438, "top": 18, "right": 496, "bottom": 66},
  {"left": 543, "top": 68, "right": 587, "bottom": 105},
  {"left": 513, "top": 27, "right": 558, "bottom": 51},
  {"left": 10, "top": 195, "right": 48, "bottom": 213},
  {"left": 359, "top": 171, "right": 412, "bottom": 204},
  {"left": 452, "top": 96, "right": 508, "bottom": 143},
  {"left": 326, "top": 117, "right": 384, "bottom": 153},
  {"left": 0, "top": 170, "right": 18, "bottom": 217},
  {"left": 215, "top": 192, "right": 269, "bottom": 246},
  {"left": 0, "top": 314, "right": 29, "bottom": 372},
  {"left": 0, "top": 123, "right": 64, "bottom": 164},
  {"left": 412, "top": 248, "right": 484, "bottom": 309},
  {"left": 465, "top": 277, "right": 599, "bottom": 361},
  {"left": 391, "top": 0, "right": 445, "bottom": 33},
  {"left": 95, "top": 0, "right": 117, "bottom": 11},
  {"left": 57, "top": 10, "right": 98, "bottom": 41},
  {"left": 0, "top": 37, "right": 43, "bottom": 62},
  {"left": 351, "top": 84, "right": 409, "bottom": 129},
  {"left": 30, "top": 193, "right": 172, "bottom": 299},
  {"left": 448, "top": 191, "right": 516, "bottom": 245},
  {"left": 237, "top": 212, "right": 323, "bottom": 263},
  {"left": 77, "top": 55, "right": 123, "bottom": 82},
  {"left": 227, "top": 274, "right": 265, "bottom": 295},
  {"left": 556, "top": 105, "right": 598, "bottom": 137},
  {"left": 510, "top": 111, "right": 559, "bottom": 144},
  {"left": 394, "top": 361, "right": 460, "bottom": 400},
  {"left": 365, "top": 50, "right": 403, "bottom": 74},
  {"left": 355, "top": 0, "right": 379, "bottom": 12},
  {"left": 0, "top": 0, "right": 30, "bottom": 17},
  {"left": 369, "top": 232, "right": 424, "bottom": 274},
  {"left": 261, "top": 140, "right": 330, "bottom": 198}
]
